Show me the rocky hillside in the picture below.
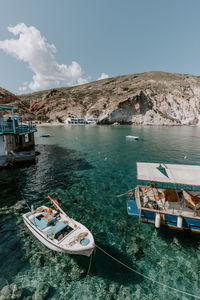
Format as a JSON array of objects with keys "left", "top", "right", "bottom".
[
  {"left": 0, "top": 88, "right": 19, "bottom": 104},
  {"left": 0, "top": 87, "right": 28, "bottom": 113},
  {"left": 1, "top": 71, "right": 200, "bottom": 125}
]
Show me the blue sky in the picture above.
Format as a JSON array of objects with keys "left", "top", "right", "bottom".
[{"left": 0, "top": 0, "right": 200, "bottom": 94}]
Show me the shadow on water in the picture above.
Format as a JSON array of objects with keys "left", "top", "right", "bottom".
[
  {"left": 89, "top": 243, "right": 142, "bottom": 285},
  {"left": 66, "top": 244, "right": 143, "bottom": 287},
  {"left": 157, "top": 226, "right": 200, "bottom": 249},
  {"left": 0, "top": 144, "right": 93, "bottom": 208},
  {"left": 0, "top": 143, "right": 95, "bottom": 291}
]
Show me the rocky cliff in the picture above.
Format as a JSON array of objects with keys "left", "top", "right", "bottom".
[
  {"left": 1, "top": 71, "right": 200, "bottom": 125},
  {"left": 0, "top": 88, "right": 19, "bottom": 105},
  {"left": 0, "top": 87, "right": 27, "bottom": 113}
]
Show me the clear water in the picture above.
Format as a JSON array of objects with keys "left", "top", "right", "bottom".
[{"left": 1, "top": 125, "right": 200, "bottom": 299}]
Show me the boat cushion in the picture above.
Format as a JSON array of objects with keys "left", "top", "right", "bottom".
[
  {"left": 33, "top": 213, "right": 57, "bottom": 230},
  {"left": 46, "top": 221, "right": 68, "bottom": 235}
]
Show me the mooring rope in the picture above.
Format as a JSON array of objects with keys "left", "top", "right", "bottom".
[
  {"left": 86, "top": 251, "right": 93, "bottom": 277},
  {"left": 95, "top": 244, "right": 200, "bottom": 299},
  {"left": 112, "top": 188, "right": 135, "bottom": 198},
  {"left": 21, "top": 194, "right": 31, "bottom": 210}
]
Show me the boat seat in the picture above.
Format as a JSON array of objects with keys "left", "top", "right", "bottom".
[
  {"left": 46, "top": 221, "right": 68, "bottom": 235},
  {"left": 33, "top": 213, "right": 57, "bottom": 230},
  {"left": 165, "top": 201, "right": 181, "bottom": 210}
]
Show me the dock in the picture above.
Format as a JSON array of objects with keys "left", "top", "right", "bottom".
[{"left": 0, "top": 105, "right": 37, "bottom": 167}]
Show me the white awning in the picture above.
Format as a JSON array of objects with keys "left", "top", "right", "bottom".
[{"left": 137, "top": 162, "right": 200, "bottom": 186}]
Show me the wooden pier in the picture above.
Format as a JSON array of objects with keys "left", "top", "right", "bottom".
[{"left": 0, "top": 105, "right": 37, "bottom": 167}]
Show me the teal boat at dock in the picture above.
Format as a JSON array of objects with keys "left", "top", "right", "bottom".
[{"left": 128, "top": 162, "right": 200, "bottom": 233}]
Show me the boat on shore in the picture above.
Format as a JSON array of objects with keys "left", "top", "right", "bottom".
[
  {"left": 23, "top": 195, "right": 95, "bottom": 256},
  {"left": 127, "top": 162, "right": 200, "bottom": 233}
]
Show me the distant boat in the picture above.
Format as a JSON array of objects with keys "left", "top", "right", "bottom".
[
  {"left": 126, "top": 135, "right": 139, "bottom": 140},
  {"left": 66, "top": 117, "right": 98, "bottom": 125},
  {"left": 23, "top": 195, "right": 95, "bottom": 256},
  {"left": 40, "top": 134, "right": 50, "bottom": 137},
  {"left": 127, "top": 162, "right": 200, "bottom": 233}
]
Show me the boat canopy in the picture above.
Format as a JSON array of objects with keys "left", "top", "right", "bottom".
[{"left": 137, "top": 162, "right": 200, "bottom": 186}]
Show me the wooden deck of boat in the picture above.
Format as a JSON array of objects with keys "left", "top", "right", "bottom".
[{"left": 138, "top": 185, "right": 200, "bottom": 219}]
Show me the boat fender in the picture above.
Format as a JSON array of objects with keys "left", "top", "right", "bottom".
[
  {"left": 77, "top": 232, "right": 88, "bottom": 240},
  {"left": 177, "top": 216, "right": 183, "bottom": 229},
  {"left": 155, "top": 213, "right": 161, "bottom": 228},
  {"left": 47, "top": 232, "right": 55, "bottom": 240}
]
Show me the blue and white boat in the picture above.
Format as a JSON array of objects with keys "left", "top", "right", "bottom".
[
  {"left": 66, "top": 117, "right": 98, "bottom": 125},
  {"left": 23, "top": 195, "right": 95, "bottom": 256},
  {"left": 127, "top": 162, "right": 200, "bottom": 233},
  {"left": 126, "top": 135, "right": 139, "bottom": 140},
  {"left": 40, "top": 134, "right": 51, "bottom": 138}
]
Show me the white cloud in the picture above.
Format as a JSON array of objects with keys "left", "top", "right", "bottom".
[
  {"left": 97, "top": 72, "right": 109, "bottom": 80},
  {"left": 0, "top": 23, "right": 87, "bottom": 91},
  {"left": 18, "top": 86, "right": 27, "bottom": 92},
  {"left": 77, "top": 77, "right": 89, "bottom": 85}
]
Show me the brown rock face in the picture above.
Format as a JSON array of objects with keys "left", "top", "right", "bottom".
[
  {"left": 2, "top": 71, "right": 200, "bottom": 125},
  {"left": 0, "top": 87, "right": 28, "bottom": 114},
  {"left": 0, "top": 88, "right": 19, "bottom": 104}
]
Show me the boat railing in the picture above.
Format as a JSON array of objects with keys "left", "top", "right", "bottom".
[
  {"left": 0, "top": 120, "right": 36, "bottom": 134},
  {"left": 140, "top": 205, "right": 200, "bottom": 220}
]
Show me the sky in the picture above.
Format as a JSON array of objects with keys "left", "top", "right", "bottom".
[{"left": 0, "top": 0, "right": 200, "bottom": 94}]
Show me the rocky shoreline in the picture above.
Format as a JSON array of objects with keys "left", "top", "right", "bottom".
[{"left": 1, "top": 71, "right": 200, "bottom": 126}]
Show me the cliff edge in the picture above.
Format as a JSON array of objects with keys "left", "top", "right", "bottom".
[{"left": 1, "top": 71, "right": 200, "bottom": 125}]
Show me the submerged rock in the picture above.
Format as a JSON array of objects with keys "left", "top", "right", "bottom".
[
  {"left": 0, "top": 285, "right": 11, "bottom": 300},
  {"left": 0, "top": 284, "right": 22, "bottom": 300},
  {"left": 33, "top": 283, "right": 50, "bottom": 300}
]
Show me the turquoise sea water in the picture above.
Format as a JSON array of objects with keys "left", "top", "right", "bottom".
[{"left": 1, "top": 125, "right": 200, "bottom": 299}]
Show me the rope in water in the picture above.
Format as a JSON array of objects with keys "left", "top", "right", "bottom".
[
  {"left": 112, "top": 188, "right": 134, "bottom": 198},
  {"left": 95, "top": 244, "right": 200, "bottom": 299},
  {"left": 86, "top": 251, "right": 93, "bottom": 277}
]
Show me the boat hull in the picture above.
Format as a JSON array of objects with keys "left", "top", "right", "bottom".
[
  {"left": 127, "top": 199, "right": 200, "bottom": 233},
  {"left": 23, "top": 215, "right": 95, "bottom": 256}
]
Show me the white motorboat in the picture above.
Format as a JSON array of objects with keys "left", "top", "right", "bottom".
[
  {"left": 126, "top": 135, "right": 139, "bottom": 140},
  {"left": 22, "top": 195, "right": 95, "bottom": 256},
  {"left": 40, "top": 134, "right": 51, "bottom": 138}
]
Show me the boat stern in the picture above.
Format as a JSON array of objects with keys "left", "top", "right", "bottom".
[{"left": 127, "top": 194, "right": 139, "bottom": 217}]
